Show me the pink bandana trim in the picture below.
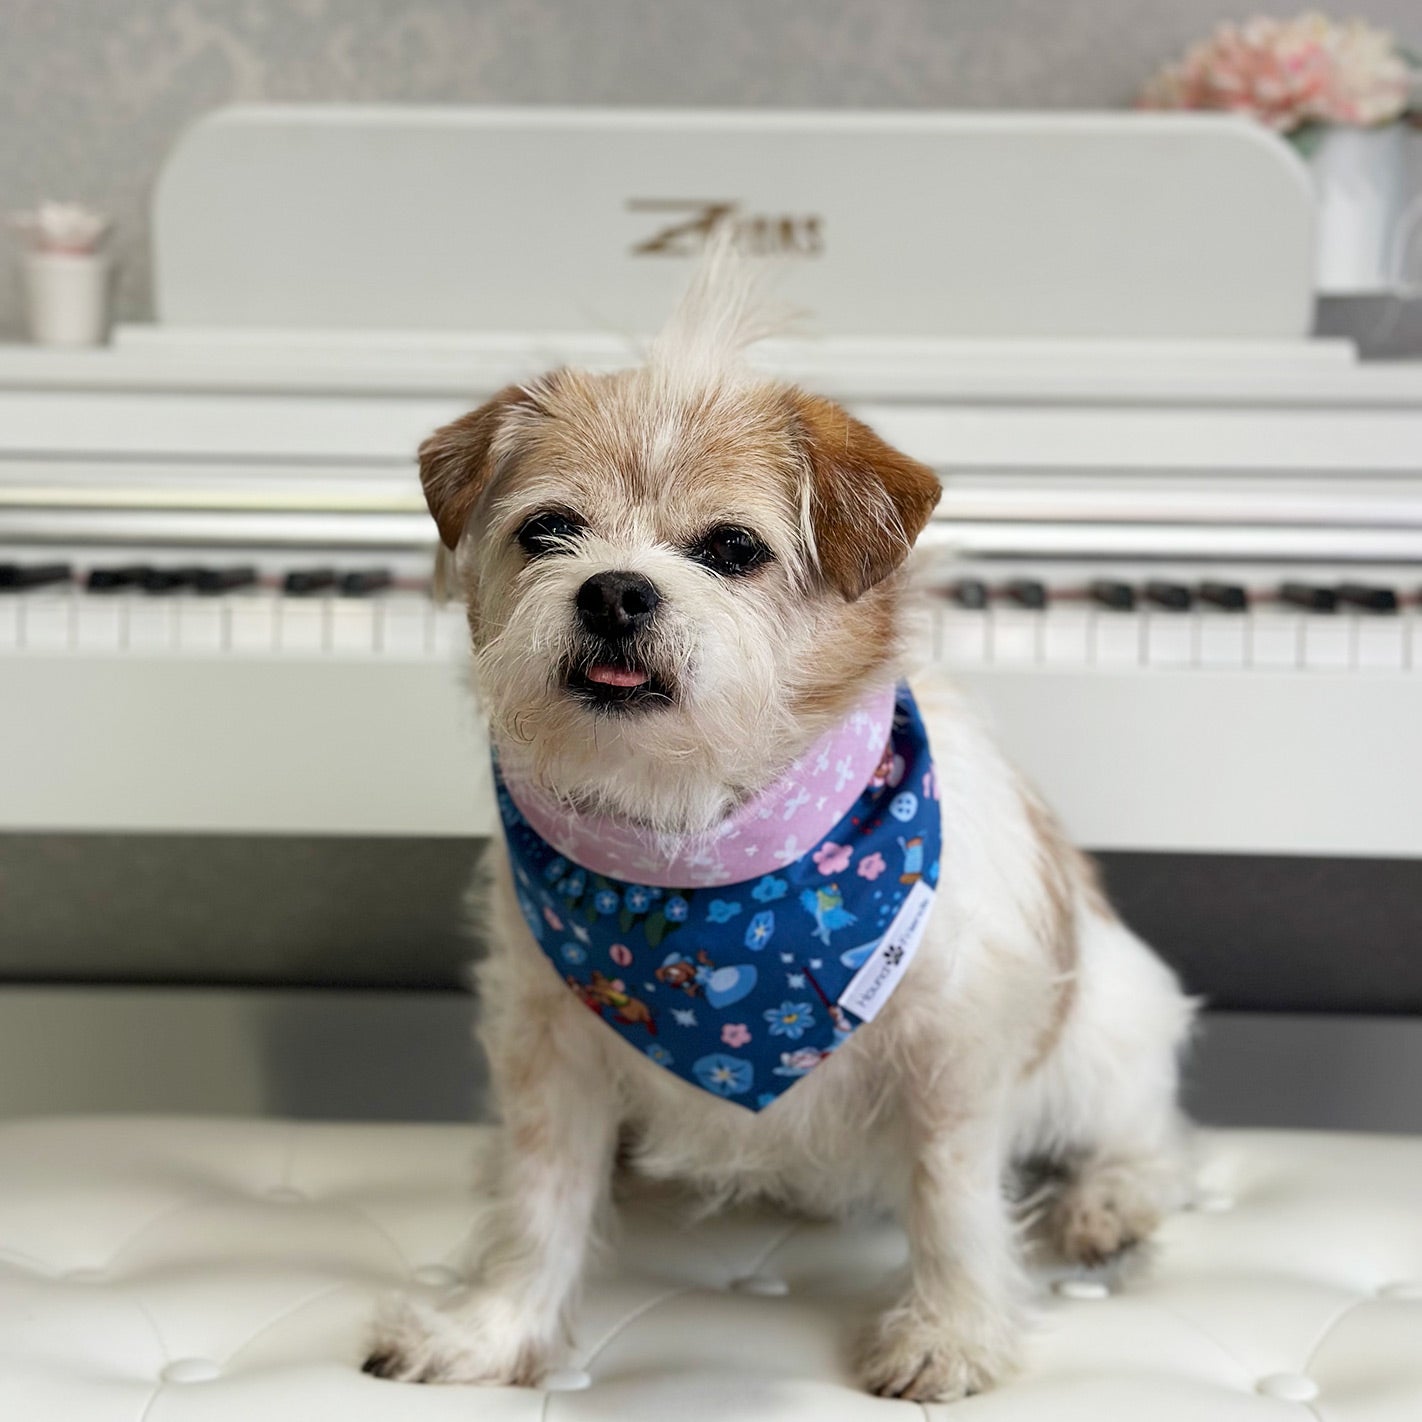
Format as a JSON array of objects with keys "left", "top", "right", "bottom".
[{"left": 500, "top": 685, "right": 897, "bottom": 889}]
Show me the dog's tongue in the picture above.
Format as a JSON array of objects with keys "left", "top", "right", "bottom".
[{"left": 587, "top": 664, "right": 649, "bottom": 688}]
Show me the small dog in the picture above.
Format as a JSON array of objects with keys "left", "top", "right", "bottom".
[{"left": 365, "top": 251, "right": 1195, "bottom": 1402}]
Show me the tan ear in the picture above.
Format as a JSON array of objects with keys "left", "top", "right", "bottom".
[
  {"left": 419, "top": 384, "right": 534, "bottom": 549},
  {"left": 790, "top": 392, "right": 942, "bottom": 600}
]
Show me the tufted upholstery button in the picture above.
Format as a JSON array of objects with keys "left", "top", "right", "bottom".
[
  {"left": 731, "top": 1275, "right": 790, "bottom": 1297},
  {"left": 412, "top": 1264, "right": 461, "bottom": 1287},
  {"left": 1379, "top": 1280, "right": 1422, "bottom": 1300},
  {"left": 1256, "top": 1374, "right": 1319, "bottom": 1403},
  {"left": 264, "top": 1185, "right": 305, "bottom": 1203},
  {"left": 161, "top": 1358, "right": 221, "bottom": 1384},
  {"left": 545, "top": 1368, "right": 592, "bottom": 1391},
  {"left": 1053, "top": 1277, "right": 1110, "bottom": 1301}
]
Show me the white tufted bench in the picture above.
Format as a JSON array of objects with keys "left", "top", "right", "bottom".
[{"left": 1, "top": 1118, "right": 1420, "bottom": 1419}]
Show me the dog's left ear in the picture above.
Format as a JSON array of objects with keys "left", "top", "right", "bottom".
[{"left": 789, "top": 392, "right": 941, "bottom": 601}]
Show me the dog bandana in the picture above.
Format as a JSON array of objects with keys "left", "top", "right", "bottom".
[{"left": 495, "top": 683, "right": 941, "bottom": 1111}]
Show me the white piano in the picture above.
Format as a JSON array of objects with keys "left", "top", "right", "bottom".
[{"left": 2, "top": 108, "right": 1421, "bottom": 1094}]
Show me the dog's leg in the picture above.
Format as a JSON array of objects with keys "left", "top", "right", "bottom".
[
  {"left": 364, "top": 990, "right": 618, "bottom": 1386},
  {"left": 859, "top": 1078, "right": 1026, "bottom": 1402}
]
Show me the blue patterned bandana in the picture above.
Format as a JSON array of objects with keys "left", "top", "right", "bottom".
[{"left": 495, "top": 684, "right": 941, "bottom": 1111}]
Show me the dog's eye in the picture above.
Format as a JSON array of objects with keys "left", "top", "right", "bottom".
[
  {"left": 516, "top": 510, "right": 584, "bottom": 558},
  {"left": 689, "top": 525, "right": 771, "bottom": 577}
]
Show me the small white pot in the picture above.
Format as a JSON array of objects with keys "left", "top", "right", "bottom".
[
  {"left": 1307, "top": 124, "right": 1409, "bottom": 293},
  {"left": 18, "top": 250, "right": 114, "bottom": 346}
]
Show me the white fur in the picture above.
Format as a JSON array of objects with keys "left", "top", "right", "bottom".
[{"left": 366, "top": 258, "right": 1196, "bottom": 1402}]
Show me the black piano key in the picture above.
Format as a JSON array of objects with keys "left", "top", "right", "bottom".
[
  {"left": 87, "top": 565, "right": 151, "bottom": 592},
  {"left": 195, "top": 566, "right": 257, "bottom": 595},
  {"left": 950, "top": 578, "right": 989, "bottom": 610},
  {"left": 1145, "top": 580, "right": 1193, "bottom": 612},
  {"left": 283, "top": 568, "right": 337, "bottom": 596},
  {"left": 140, "top": 566, "right": 203, "bottom": 594},
  {"left": 1336, "top": 583, "right": 1398, "bottom": 614},
  {"left": 1005, "top": 578, "right": 1048, "bottom": 610},
  {"left": 1280, "top": 582, "right": 1337, "bottom": 614},
  {"left": 1089, "top": 579, "right": 1136, "bottom": 612},
  {"left": 0, "top": 562, "right": 72, "bottom": 591},
  {"left": 1199, "top": 581, "right": 1248, "bottom": 612},
  {"left": 339, "top": 568, "right": 392, "bottom": 597}
]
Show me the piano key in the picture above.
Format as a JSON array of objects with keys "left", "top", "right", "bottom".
[
  {"left": 228, "top": 595, "right": 280, "bottom": 654},
  {"left": 1089, "top": 579, "right": 1136, "bottom": 612},
  {"left": 432, "top": 604, "right": 470, "bottom": 657},
  {"left": 87, "top": 565, "right": 151, "bottom": 593},
  {"left": 989, "top": 608, "right": 1040, "bottom": 666},
  {"left": 20, "top": 595, "right": 75, "bottom": 651},
  {"left": 0, "top": 597, "right": 18, "bottom": 649},
  {"left": 1198, "top": 613, "right": 1248, "bottom": 668},
  {"left": 0, "top": 562, "right": 73, "bottom": 591},
  {"left": 380, "top": 594, "right": 434, "bottom": 658},
  {"left": 178, "top": 599, "right": 228, "bottom": 653},
  {"left": 330, "top": 600, "right": 378, "bottom": 654},
  {"left": 1199, "top": 581, "right": 1248, "bottom": 612},
  {"left": 278, "top": 598, "right": 328, "bottom": 654},
  {"left": 1303, "top": 614, "right": 1351, "bottom": 670},
  {"left": 141, "top": 566, "right": 202, "bottom": 595},
  {"left": 195, "top": 566, "right": 257, "bottom": 595},
  {"left": 940, "top": 608, "right": 988, "bottom": 665},
  {"left": 1004, "top": 578, "right": 1047, "bottom": 610},
  {"left": 1250, "top": 610, "right": 1303, "bottom": 669},
  {"left": 1041, "top": 608, "right": 1091, "bottom": 665},
  {"left": 950, "top": 578, "right": 989, "bottom": 611},
  {"left": 1356, "top": 615, "right": 1406, "bottom": 671},
  {"left": 1145, "top": 614, "right": 1194, "bottom": 667},
  {"left": 339, "top": 568, "right": 393, "bottom": 597},
  {"left": 1280, "top": 581, "right": 1337, "bottom": 614},
  {"left": 1145, "top": 580, "right": 1193, "bottom": 611},
  {"left": 1336, "top": 583, "right": 1398, "bottom": 614},
  {"left": 283, "top": 567, "right": 337, "bottom": 596},
  {"left": 126, "top": 600, "right": 176, "bottom": 652},
  {"left": 75, "top": 598, "right": 125, "bottom": 652},
  {"left": 1092, "top": 610, "right": 1142, "bottom": 666}
]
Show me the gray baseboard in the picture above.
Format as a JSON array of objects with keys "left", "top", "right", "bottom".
[{"left": 0, "top": 986, "right": 1417, "bottom": 1134}]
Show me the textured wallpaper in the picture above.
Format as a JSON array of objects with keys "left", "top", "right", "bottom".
[{"left": 3, "top": 0, "right": 1420, "bottom": 334}]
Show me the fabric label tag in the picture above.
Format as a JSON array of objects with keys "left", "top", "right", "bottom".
[{"left": 837, "top": 879, "right": 936, "bottom": 1023}]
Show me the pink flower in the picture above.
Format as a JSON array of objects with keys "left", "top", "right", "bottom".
[
  {"left": 721, "top": 1022, "right": 751, "bottom": 1048},
  {"left": 542, "top": 906, "right": 563, "bottom": 931},
  {"left": 610, "top": 943, "right": 632, "bottom": 967},
  {"left": 813, "top": 841, "right": 853, "bottom": 875},
  {"left": 1138, "top": 15, "right": 1413, "bottom": 133},
  {"left": 856, "top": 851, "right": 887, "bottom": 881}
]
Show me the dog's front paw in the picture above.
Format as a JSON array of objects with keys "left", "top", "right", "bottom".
[
  {"left": 858, "top": 1298, "right": 1021, "bottom": 1402},
  {"left": 362, "top": 1290, "right": 557, "bottom": 1387}
]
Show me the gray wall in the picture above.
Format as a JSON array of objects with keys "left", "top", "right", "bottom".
[{"left": 4, "top": 0, "right": 1421, "bottom": 336}]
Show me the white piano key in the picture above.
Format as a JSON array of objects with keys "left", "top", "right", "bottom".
[
  {"left": 228, "top": 595, "right": 279, "bottom": 654},
  {"left": 939, "top": 610, "right": 988, "bottom": 666},
  {"left": 278, "top": 599, "right": 328, "bottom": 654},
  {"left": 1249, "top": 611, "right": 1301, "bottom": 669},
  {"left": 989, "top": 609, "right": 1040, "bottom": 666},
  {"left": 75, "top": 598, "right": 125, "bottom": 653},
  {"left": 1145, "top": 614, "right": 1194, "bottom": 668},
  {"left": 1040, "top": 608, "right": 1091, "bottom": 666},
  {"left": 178, "top": 599, "right": 228, "bottom": 654},
  {"left": 126, "top": 599, "right": 177, "bottom": 652},
  {"left": 432, "top": 605, "right": 470, "bottom": 658},
  {"left": 379, "top": 596, "right": 433, "bottom": 658},
  {"left": 1197, "top": 614, "right": 1248, "bottom": 669},
  {"left": 21, "top": 595, "right": 74, "bottom": 651},
  {"left": 1092, "top": 612, "right": 1142, "bottom": 667},
  {"left": 1302, "top": 615, "right": 1351, "bottom": 671},
  {"left": 330, "top": 600, "right": 378, "bottom": 655},
  {"left": 0, "top": 599, "right": 20, "bottom": 650},
  {"left": 1355, "top": 616, "right": 1406, "bottom": 671}
]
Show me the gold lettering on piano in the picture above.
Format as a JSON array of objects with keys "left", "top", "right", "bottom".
[{"left": 627, "top": 201, "right": 824, "bottom": 258}]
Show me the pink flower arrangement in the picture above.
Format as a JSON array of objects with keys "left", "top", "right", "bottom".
[{"left": 1140, "top": 13, "right": 1416, "bottom": 133}]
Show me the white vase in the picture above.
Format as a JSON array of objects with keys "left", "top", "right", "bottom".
[
  {"left": 1307, "top": 124, "right": 1409, "bottom": 293},
  {"left": 18, "top": 250, "right": 114, "bottom": 346}
]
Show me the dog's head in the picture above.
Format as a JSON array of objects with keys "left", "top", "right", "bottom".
[{"left": 421, "top": 287, "right": 940, "bottom": 831}]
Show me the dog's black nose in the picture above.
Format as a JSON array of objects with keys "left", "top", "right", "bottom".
[{"left": 576, "top": 571, "right": 661, "bottom": 639}]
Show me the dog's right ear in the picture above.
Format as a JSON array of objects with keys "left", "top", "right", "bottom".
[{"left": 419, "top": 384, "right": 539, "bottom": 549}]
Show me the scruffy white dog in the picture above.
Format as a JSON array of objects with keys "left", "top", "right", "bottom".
[{"left": 365, "top": 253, "right": 1195, "bottom": 1402}]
